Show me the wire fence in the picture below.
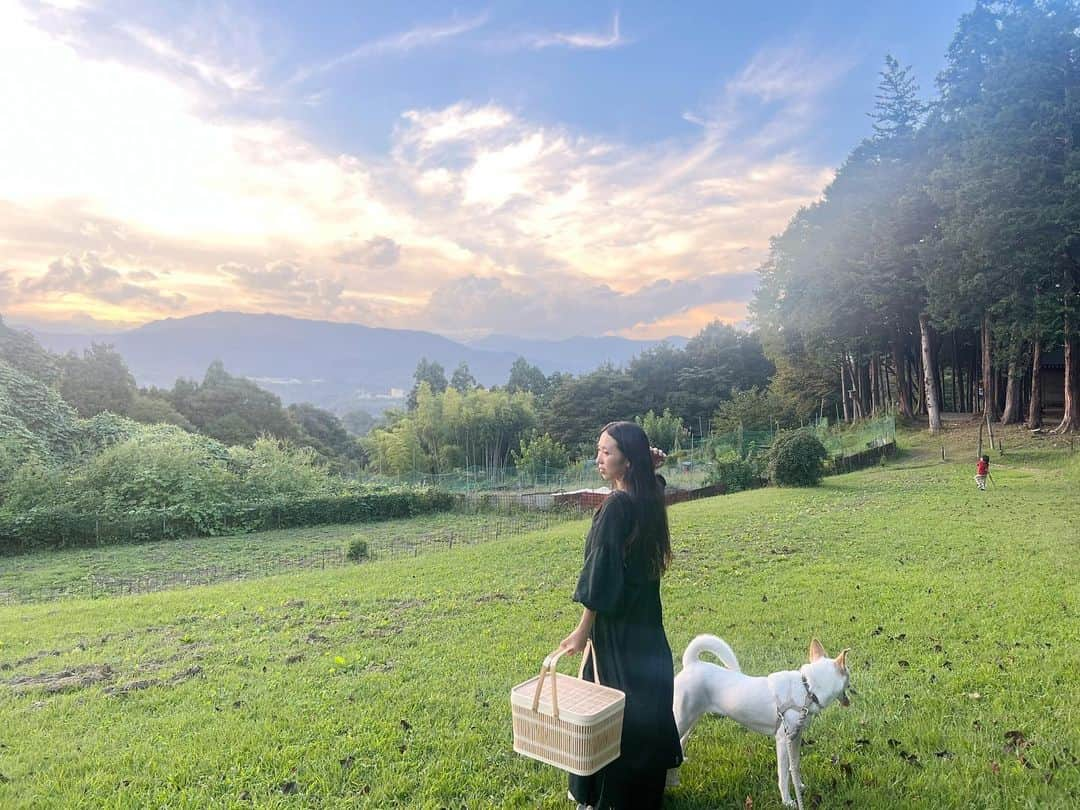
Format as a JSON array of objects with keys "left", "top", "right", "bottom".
[{"left": 359, "top": 416, "right": 897, "bottom": 491}]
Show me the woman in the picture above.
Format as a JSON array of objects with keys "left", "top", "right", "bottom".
[{"left": 559, "top": 421, "right": 683, "bottom": 810}]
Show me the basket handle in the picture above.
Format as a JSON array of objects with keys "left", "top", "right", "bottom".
[{"left": 531, "top": 640, "right": 601, "bottom": 719}]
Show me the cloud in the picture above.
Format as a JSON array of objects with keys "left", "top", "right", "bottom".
[
  {"left": 20, "top": 253, "right": 187, "bottom": 309},
  {"left": 3, "top": 9, "right": 839, "bottom": 340},
  {"left": 287, "top": 13, "right": 489, "bottom": 87},
  {"left": 524, "top": 12, "right": 627, "bottom": 50},
  {"left": 218, "top": 260, "right": 344, "bottom": 307},
  {"left": 419, "top": 271, "right": 760, "bottom": 339},
  {"left": 334, "top": 236, "right": 401, "bottom": 268}
]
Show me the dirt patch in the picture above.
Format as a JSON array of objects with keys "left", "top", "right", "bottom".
[
  {"left": 104, "top": 665, "right": 203, "bottom": 696},
  {"left": 8, "top": 663, "right": 115, "bottom": 694}
]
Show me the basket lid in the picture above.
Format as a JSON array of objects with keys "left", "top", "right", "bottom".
[{"left": 511, "top": 672, "right": 625, "bottom": 724}]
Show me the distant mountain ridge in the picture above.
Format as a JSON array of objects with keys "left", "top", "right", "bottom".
[
  {"left": 467, "top": 333, "right": 689, "bottom": 375},
  {"left": 28, "top": 312, "right": 687, "bottom": 415}
]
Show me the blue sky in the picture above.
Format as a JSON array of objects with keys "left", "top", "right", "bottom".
[{"left": 1, "top": 0, "right": 973, "bottom": 340}]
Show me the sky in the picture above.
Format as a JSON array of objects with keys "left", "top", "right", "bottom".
[{"left": 0, "top": 0, "right": 974, "bottom": 341}]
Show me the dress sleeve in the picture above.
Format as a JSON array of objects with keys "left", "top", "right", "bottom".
[{"left": 572, "top": 493, "right": 632, "bottom": 616}]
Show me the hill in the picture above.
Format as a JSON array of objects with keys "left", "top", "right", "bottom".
[
  {"left": 1, "top": 426, "right": 1077, "bottom": 808},
  {"left": 29, "top": 312, "right": 686, "bottom": 414}
]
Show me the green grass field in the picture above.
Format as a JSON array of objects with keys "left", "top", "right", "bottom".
[{"left": 1, "top": 423, "right": 1078, "bottom": 808}]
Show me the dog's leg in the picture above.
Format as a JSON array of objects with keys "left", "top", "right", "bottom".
[
  {"left": 775, "top": 731, "right": 794, "bottom": 807},
  {"left": 789, "top": 731, "right": 806, "bottom": 791}
]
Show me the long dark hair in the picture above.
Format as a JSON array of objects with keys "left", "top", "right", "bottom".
[{"left": 601, "top": 420, "right": 672, "bottom": 576}]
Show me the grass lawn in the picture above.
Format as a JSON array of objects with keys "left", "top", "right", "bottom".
[
  {"left": 0, "top": 422, "right": 1077, "bottom": 808},
  {"left": 0, "top": 508, "right": 568, "bottom": 604}
]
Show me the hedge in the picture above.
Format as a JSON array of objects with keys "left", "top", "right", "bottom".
[{"left": 0, "top": 489, "right": 457, "bottom": 554}]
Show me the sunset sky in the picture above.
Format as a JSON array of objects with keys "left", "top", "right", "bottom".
[{"left": 1, "top": 0, "right": 971, "bottom": 340}]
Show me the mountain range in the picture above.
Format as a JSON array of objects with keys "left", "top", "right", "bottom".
[{"left": 28, "top": 312, "right": 687, "bottom": 415}]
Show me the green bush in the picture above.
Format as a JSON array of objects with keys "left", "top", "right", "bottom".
[
  {"left": 228, "top": 437, "right": 337, "bottom": 501},
  {"left": 511, "top": 433, "right": 570, "bottom": 481},
  {"left": 705, "top": 458, "right": 761, "bottom": 493},
  {"left": 767, "top": 430, "right": 828, "bottom": 487},
  {"left": 345, "top": 537, "right": 371, "bottom": 562}
]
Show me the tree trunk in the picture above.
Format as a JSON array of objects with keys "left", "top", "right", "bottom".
[
  {"left": 981, "top": 312, "right": 999, "bottom": 421},
  {"left": 1001, "top": 361, "right": 1020, "bottom": 424},
  {"left": 892, "top": 338, "right": 913, "bottom": 419},
  {"left": 1028, "top": 340, "right": 1043, "bottom": 428},
  {"left": 840, "top": 357, "right": 849, "bottom": 422},
  {"left": 920, "top": 314, "right": 942, "bottom": 432},
  {"left": 914, "top": 348, "right": 925, "bottom": 416},
  {"left": 1055, "top": 317, "right": 1079, "bottom": 433},
  {"left": 951, "top": 332, "right": 960, "bottom": 412}
]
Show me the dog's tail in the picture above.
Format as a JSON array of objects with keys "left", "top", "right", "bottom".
[{"left": 681, "top": 634, "right": 741, "bottom": 672}]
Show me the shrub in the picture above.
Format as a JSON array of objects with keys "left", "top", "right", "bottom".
[
  {"left": 705, "top": 458, "right": 761, "bottom": 493},
  {"left": 229, "top": 437, "right": 337, "bottom": 501},
  {"left": 346, "top": 537, "right": 371, "bottom": 562},
  {"left": 511, "top": 433, "right": 570, "bottom": 481},
  {"left": 767, "top": 430, "right": 828, "bottom": 487}
]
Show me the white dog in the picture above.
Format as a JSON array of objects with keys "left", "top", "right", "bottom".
[{"left": 668, "top": 635, "right": 851, "bottom": 809}]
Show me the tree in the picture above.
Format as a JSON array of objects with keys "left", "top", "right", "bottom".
[
  {"left": 128, "top": 391, "right": 194, "bottom": 430},
  {"left": 407, "top": 357, "right": 448, "bottom": 410},
  {"left": 287, "top": 402, "right": 366, "bottom": 465},
  {"left": 506, "top": 357, "right": 550, "bottom": 398},
  {"left": 450, "top": 361, "right": 478, "bottom": 393},
  {"left": 0, "top": 316, "right": 60, "bottom": 386},
  {"left": 170, "top": 360, "right": 298, "bottom": 445},
  {"left": 58, "top": 343, "right": 137, "bottom": 418},
  {"left": 511, "top": 433, "right": 571, "bottom": 481},
  {"left": 870, "top": 54, "right": 926, "bottom": 139},
  {"left": 636, "top": 409, "right": 688, "bottom": 453}
]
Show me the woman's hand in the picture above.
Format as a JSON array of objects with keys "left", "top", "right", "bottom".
[
  {"left": 558, "top": 627, "right": 590, "bottom": 656},
  {"left": 650, "top": 446, "right": 667, "bottom": 469}
]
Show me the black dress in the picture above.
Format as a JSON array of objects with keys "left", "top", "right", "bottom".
[{"left": 568, "top": 490, "right": 683, "bottom": 809}]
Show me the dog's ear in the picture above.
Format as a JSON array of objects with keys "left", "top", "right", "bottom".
[
  {"left": 809, "top": 639, "right": 826, "bottom": 661},
  {"left": 836, "top": 648, "right": 849, "bottom": 670}
]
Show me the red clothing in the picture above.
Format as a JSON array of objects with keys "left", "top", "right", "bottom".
[{"left": 976, "top": 459, "right": 989, "bottom": 475}]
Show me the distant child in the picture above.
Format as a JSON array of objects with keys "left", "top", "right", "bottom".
[{"left": 975, "top": 454, "right": 990, "bottom": 490}]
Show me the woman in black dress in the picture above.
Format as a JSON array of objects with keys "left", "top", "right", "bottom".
[{"left": 559, "top": 421, "right": 683, "bottom": 810}]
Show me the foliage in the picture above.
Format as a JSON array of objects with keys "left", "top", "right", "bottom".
[
  {"left": 74, "top": 428, "right": 237, "bottom": 515},
  {"left": 712, "top": 387, "right": 797, "bottom": 433},
  {"left": 57, "top": 343, "right": 137, "bottom": 418},
  {"left": 704, "top": 456, "right": 762, "bottom": 493},
  {"left": 406, "top": 357, "right": 448, "bottom": 409},
  {"left": 636, "top": 408, "right": 689, "bottom": 453},
  {"left": 0, "top": 488, "right": 456, "bottom": 553},
  {"left": 767, "top": 430, "right": 829, "bottom": 487},
  {"left": 288, "top": 403, "right": 366, "bottom": 467},
  {"left": 0, "top": 359, "right": 80, "bottom": 463},
  {"left": 449, "top": 362, "right": 478, "bottom": 393},
  {"left": 0, "top": 315, "right": 60, "bottom": 386},
  {"left": 127, "top": 391, "right": 194, "bottom": 430},
  {"left": 367, "top": 384, "right": 537, "bottom": 475},
  {"left": 510, "top": 433, "right": 570, "bottom": 479},
  {"left": 169, "top": 361, "right": 298, "bottom": 446},
  {"left": 341, "top": 409, "right": 379, "bottom": 436},
  {"left": 228, "top": 437, "right": 338, "bottom": 501},
  {"left": 345, "top": 537, "right": 371, "bottom": 562},
  {"left": 506, "top": 357, "right": 550, "bottom": 399}
]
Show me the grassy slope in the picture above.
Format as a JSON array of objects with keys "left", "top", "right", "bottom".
[{"left": 0, "top": 423, "right": 1077, "bottom": 808}]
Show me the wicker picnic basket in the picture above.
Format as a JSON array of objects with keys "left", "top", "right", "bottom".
[{"left": 510, "top": 641, "right": 625, "bottom": 776}]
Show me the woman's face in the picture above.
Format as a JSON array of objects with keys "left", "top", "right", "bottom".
[{"left": 596, "top": 431, "right": 630, "bottom": 486}]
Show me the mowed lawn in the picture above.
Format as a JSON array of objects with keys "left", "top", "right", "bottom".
[{"left": 1, "top": 425, "right": 1078, "bottom": 808}]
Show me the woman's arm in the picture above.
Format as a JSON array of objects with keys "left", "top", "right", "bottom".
[{"left": 558, "top": 607, "right": 596, "bottom": 655}]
